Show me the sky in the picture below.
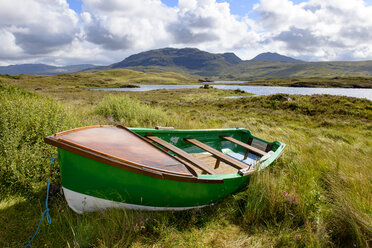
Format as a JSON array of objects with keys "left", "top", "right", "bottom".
[{"left": 1, "top": 0, "right": 372, "bottom": 66}]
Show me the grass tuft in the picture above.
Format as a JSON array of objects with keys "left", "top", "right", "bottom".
[{"left": 95, "top": 95, "right": 173, "bottom": 127}]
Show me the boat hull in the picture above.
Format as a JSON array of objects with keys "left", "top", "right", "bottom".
[
  {"left": 59, "top": 149, "right": 251, "bottom": 213},
  {"left": 62, "top": 187, "right": 206, "bottom": 214}
]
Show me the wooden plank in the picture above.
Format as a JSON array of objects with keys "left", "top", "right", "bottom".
[
  {"left": 243, "top": 149, "right": 249, "bottom": 160},
  {"left": 146, "top": 136, "right": 217, "bottom": 175},
  {"left": 45, "top": 135, "right": 223, "bottom": 184},
  {"left": 184, "top": 138, "right": 248, "bottom": 170},
  {"left": 214, "top": 158, "right": 221, "bottom": 169},
  {"left": 191, "top": 153, "right": 238, "bottom": 175},
  {"left": 56, "top": 126, "right": 194, "bottom": 176},
  {"left": 221, "top": 136, "right": 267, "bottom": 157},
  {"left": 250, "top": 138, "right": 268, "bottom": 151},
  {"left": 117, "top": 125, "right": 197, "bottom": 177}
]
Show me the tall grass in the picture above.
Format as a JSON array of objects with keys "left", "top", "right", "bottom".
[
  {"left": 95, "top": 94, "right": 175, "bottom": 127},
  {"left": 0, "top": 82, "right": 371, "bottom": 247},
  {"left": 322, "top": 172, "right": 372, "bottom": 247}
]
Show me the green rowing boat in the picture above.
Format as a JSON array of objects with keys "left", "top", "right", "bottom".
[{"left": 45, "top": 125, "right": 285, "bottom": 213}]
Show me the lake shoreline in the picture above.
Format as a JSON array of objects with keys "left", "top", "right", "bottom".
[{"left": 91, "top": 84, "right": 372, "bottom": 100}]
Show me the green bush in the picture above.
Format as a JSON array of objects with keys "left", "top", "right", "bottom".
[
  {"left": 0, "top": 86, "right": 74, "bottom": 193},
  {"left": 95, "top": 95, "right": 173, "bottom": 127},
  {"left": 199, "top": 84, "right": 213, "bottom": 89}
]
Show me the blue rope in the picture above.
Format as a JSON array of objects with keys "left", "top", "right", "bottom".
[{"left": 24, "top": 156, "right": 54, "bottom": 248}]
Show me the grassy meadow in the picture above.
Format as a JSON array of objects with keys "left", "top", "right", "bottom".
[{"left": 0, "top": 70, "right": 371, "bottom": 247}]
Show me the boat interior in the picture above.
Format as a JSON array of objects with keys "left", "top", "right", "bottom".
[
  {"left": 145, "top": 134, "right": 269, "bottom": 175},
  {"left": 47, "top": 125, "right": 278, "bottom": 177}
]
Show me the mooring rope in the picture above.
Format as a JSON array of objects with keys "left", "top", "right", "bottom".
[{"left": 24, "top": 155, "right": 54, "bottom": 248}]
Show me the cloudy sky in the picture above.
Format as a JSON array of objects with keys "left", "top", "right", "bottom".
[{"left": 1, "top": 0, "right": 372, "bottom": 66}]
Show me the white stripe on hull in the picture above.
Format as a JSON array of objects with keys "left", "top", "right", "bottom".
[{"left": 62, "top": 187, "right": 207, "bottom": 214}]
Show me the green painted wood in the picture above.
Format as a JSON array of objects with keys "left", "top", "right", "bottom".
[
  {"left": 54, "top": 127, "right": 286, "bottom": 208},
  {"left": 59, "top": 149, "right": 250, "bottom": 208}
]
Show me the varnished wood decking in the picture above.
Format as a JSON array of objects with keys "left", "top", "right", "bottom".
[
  {"left": 146, "top": 136, "right": 217, "bottom": 175},
  {"left": 221, "top": 136, "right": 267, "bottom": 157},
  {"left": 189, "top": 153, "right": 241, "bottom": 174},
  {"left": 184, "top": 138, "right": 249, "bottom": 170},
  {"left": 55, "top": 126, "right": 193, "bottom": 176}
]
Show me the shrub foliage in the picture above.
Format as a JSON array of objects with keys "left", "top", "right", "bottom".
[{"left": 0, "top": 86, "right": 72, "bottom": 192}]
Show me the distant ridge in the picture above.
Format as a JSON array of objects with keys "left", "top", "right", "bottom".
[
  {"left": 107, "top": 48, "right": 372, "bottom": 79},
  {"left": 221, "top": 52, "right": 242, "bottom": 64},
  {"left": 111, "top": 48, "right": 242, "bottom": 71},
  {"left": 251, "top": 52, "right": 302, "bottom": 63},
  {"left": 2, "top": 48, "right": 372, "bottom": 79},
  {"left": 0, "top": 63, "right": 95, "bottom": 75}
]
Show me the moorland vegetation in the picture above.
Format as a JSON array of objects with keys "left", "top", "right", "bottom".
[{"left": 0, "top": 70, "right": 371, "bottom": 247}]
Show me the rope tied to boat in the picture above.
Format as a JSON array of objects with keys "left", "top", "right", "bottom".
[{"left": 24, "top": 154, "right": 55, "bottom": 248}]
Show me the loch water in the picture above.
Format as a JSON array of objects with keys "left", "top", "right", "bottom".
[{"left": 91, "top": 84, "right": 372, "bottom": 100}]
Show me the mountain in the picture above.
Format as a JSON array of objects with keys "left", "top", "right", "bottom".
[
  {"left": 106, "top": 48, "right": 311, "bottom": 78},
  {"left": 2, "top": 48, "right": 372, "bottom": 80},
  {"left": 111, "top": 48, "right": 242, "bottom": 71},
  {"left": 107, "top": 48, "right": 372, "bottom": 79},
  {"left": 251, "top": 52, "right": 302, "bottom": 63},
  {"left": 221, "top": 52, "right": 242, "bottom": 64},
  {"left": 0, "top": 64, "right": 95, "bottom": 75}
]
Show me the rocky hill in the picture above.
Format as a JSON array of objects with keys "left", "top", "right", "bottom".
[{"left": 251, "top": 52, "right": 302, "bottom": 63}]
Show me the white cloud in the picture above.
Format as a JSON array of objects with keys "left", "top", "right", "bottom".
[
  {"left": 81, "top": 0, "right": 176, "bottom": 50},
  {"left": 168, "top": 0, "right": 255, "bottom": 51},
  {"left": 0, "top": 29, "right": 23, "bottom": 60},
  {"left": 1, "top": 0, "right": 372, "bottom": 65},
  {"left": 0, "top": 0, "right": 79, "bottom": 57},
  {"left": 255, "top": 0, "right": 372, "bottom": 60}
]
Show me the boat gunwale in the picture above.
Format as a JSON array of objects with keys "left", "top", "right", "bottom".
[
  {"left": 53, "top": 125, "right": 199, "bottom": 177},
  {"left": 45, "top": 125, "right": 286, "bottom": 183},
  {"left": 54, "top": 125, "right": 107, "bottom": 137},
  {"left": 130, "top": 127, "right": 281, "bottom": 150},
  {"left": 44, "top": 135, "right": 225, "bottom": 184},
  {"left": 56, "top": 137, "right": 195, "bottom": 177}
]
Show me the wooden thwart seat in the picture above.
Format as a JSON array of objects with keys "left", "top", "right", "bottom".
[
  {"left": 184, "top": 138, "right": 248, "bottom": 170},
  {"left": 221, "top": 136, "right": 267, "bottom": 158},
  {"left": 146, "top": 136, "right": 217, "bottom": 175}
]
